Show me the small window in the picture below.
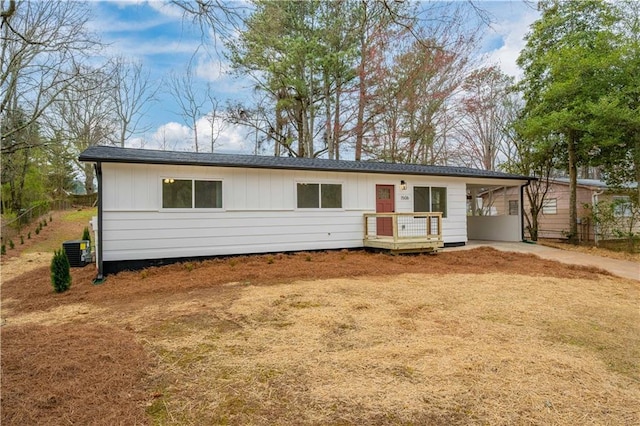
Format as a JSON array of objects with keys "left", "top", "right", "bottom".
[
  {"left": 195, "top": 180, "right": 222, "bottom": 208},
  {"left": 297, "top": 183, "right": 342, "bottom": 208},
  {"left": 163, "top": 179, "right": 192, "bottom": 208},
  {"left": 321, "top": 184, "right": 342, "bottom": 208},
  {"left": 162, "top": 179, "right": 222, "bottom": 209},
  {"left": 542, "top": 198, "right": 557, "bottom": 215},
  {"left": 414, "top": 187, "right": 430, "bottom": 212},
  {"left": 413, "top": 186, "right": 447, "bottom": 218},
  {"left": 431, "top": 187, "right": 447, "bottom": 218},
  {"left": 508, "top": 200, "right": 519, "bottom": 215},
  {"left": 613, "top": 196, "right": 632, "bottom": 217}
]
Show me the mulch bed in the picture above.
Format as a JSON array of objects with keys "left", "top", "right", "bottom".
[
  {"left": 2, "top": 247, "right": 609, "bottom": 316},
  {"left": 1, "top": 323, "right": 150, "bottom": 425}
]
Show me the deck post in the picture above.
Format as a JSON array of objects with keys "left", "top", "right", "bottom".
[{"left": 392, "top": 214, "right": 398, "bottom": 244}]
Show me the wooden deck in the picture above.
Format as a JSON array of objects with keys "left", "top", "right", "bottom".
[{"left": 363, "top": 212, "right": 444, "bottom": 254}]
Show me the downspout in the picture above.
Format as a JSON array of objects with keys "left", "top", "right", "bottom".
[
  {"left": 520, "top": 180, "right": 531, "bottom": 242},
  {"left": 93, "top": 162, "right": 105, "bottom": 283},
  {"left": 592, "top": 189, "right": 604, "bottom": 246}
]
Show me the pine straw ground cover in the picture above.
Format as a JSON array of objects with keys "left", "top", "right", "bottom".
[{"left": 2, "top": 247, "right": 639, "bottom": 425}]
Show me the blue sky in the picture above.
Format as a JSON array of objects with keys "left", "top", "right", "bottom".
[{"left": 88, "top": 1, "right": 540, "bottom": 153}]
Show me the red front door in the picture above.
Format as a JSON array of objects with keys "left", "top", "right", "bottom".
[{"left": 376, "top": 185, "right": 395, "bottom": 236}]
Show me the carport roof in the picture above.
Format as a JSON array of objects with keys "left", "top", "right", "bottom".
[{"left": 80, "top": 145, "right": 534, "bottom": 181}]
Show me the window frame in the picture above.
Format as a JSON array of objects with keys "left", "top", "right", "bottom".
[
  {"left": 413, "top": 186, "right": 447, "bottom": 218},
  {"left": 160, "top": 177, "right": 224, "bottom": 211},
  {"left": 612, "top": 196, "right": 632, "bottom": 218},
  {"left": 295, "top": 181, "right": 344, "bottom": 210},
  {"left": 508, "top": 200, "right": 519, "bottom": 216}
]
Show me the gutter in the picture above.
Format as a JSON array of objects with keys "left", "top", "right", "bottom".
[
  {"left": 592, "top": 189, "right": 604, "bottom": 246},
  {"left": 520, "top": 180, "right": 531, "bottom": 242},
  {"left": 93, "top": 162, "right": 105, "bottom": 283}
]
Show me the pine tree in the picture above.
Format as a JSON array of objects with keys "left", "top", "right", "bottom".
[{"left": 50, "top": 249, "right": 72, "bottom": 293}]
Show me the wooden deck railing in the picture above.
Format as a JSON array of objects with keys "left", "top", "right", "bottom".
[{"left": 363, "top": 212, "right": 443, "bottom": 252}]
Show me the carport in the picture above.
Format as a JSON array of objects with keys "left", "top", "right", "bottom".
[{"left": 466, "top": 180, "right": 531, "bottom": 242}]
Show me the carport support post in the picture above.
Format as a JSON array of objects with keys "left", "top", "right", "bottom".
[
  {"left": 520, "top": 181, "right": 530, "bottom": 241},
  {"left": 470, "top": 188, "right": 477, "bottom": 216}
]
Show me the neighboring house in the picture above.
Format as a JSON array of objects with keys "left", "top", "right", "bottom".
[
  {"left": 481, "top": 178, "right": 637, "bottom": 241},
  {"left": 79, "top": 146, "right": 534, "bottom": 276}
]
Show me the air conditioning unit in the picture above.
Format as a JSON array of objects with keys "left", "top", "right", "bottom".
[{"left": 62, "top": 240, "right": 91, "bottom": 267}]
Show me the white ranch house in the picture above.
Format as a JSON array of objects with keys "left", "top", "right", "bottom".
[{"left": 79, "top": 146, "right": 534, "bottom": 277}]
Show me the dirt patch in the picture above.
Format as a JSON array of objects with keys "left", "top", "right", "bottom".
[{"left": 1, "top": 323, "right": 150, "bottom": 426}]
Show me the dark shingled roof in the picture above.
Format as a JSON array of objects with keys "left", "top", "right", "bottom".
[{"left": 79, "top": 145, "right": 534, "bottom": 181}]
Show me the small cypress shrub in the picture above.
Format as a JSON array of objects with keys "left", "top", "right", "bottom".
[
  {"left": 49, "top": 215, "right": 53, "bottom": 222},
  {"left": 35, "top": 227, "right": 40, "bottom": 235},
  {"left": 1, "top": 245, "right": 5, "bottom": 255},
  {"left": 9, "top": 240, "right": 15, "bottom": 249},
  {"left": 51, "top": 249, "right": 72, "bottom": 293},
  {"left": 20, "top": 235, "right": 24, "bottom": 245},
  {"left": 27, "top": 231, "right": 31, "bottom": 239},
  {"left": 43, "top": 219, "right": 47, "bottom": 227},
  {"left": 81, "top": 226, "right": 91, "bottom": 243}
]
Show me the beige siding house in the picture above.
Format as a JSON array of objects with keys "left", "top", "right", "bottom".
[{"left": 482, "top": 178, "right": 636, "bottom": 241}]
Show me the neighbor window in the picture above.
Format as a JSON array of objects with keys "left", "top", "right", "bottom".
[
  {"left": 413, "top": 186, "right": 447, "bottom": 218},
  {"left": 542, "top": 198, "right": 557, "bottom": 215},
  {"left": 508, "top": 200, "right": 519, "bottom": 215},
  {"left": 297, "top": 183, "right": 342, "bottom": 208},
  {"left": 162, "top": 179, "right": 222, "bottom": 209},
  {"left": 612, "top": 196, "right": 632, "bottom": 217}
]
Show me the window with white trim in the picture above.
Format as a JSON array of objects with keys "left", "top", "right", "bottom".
[
  {"left": 162, "top": 179, "right": 222, "bottom": 209},
  {"left": 508, "top": 200, "right": 519, "bottom": 215},
  {"left": 297, "top": 183, "right": 342, "bottom": 208},
  {"left": 542, "top": 198, "right": 557, "bottom": 215},
  {"left": 413, "top": 186, "right": 447, "bottom": 218}
]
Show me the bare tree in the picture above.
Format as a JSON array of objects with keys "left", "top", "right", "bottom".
[
  {"left": 453, "top": 66, "right": 515, "bottom": 170},
  {"left": 170, "top": 0, "right": 246, "bottom": 54},
  {"left": 167, "top": 67, "right": 224, "bottom": 153},
  {"left": 1, "top": 0, "right": 97, "bottom": 146},
  {"left": 111, "top": 57, "right": 157, "bottom": 147},
  {"left": 204, "top": 87, "right": 225, "bottom": 152},
  {"left": 167, "top": 67, "right": 206, "bottom": 152},
  {"left": 50, "top": 64, "right": 117, "bottom": 193}
]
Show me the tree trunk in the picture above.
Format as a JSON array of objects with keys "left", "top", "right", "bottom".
[
  {"left": 355, "top": 6, "right": 367, "bottom": 161},
  {"left": 84, "top": 163, "right": 95, "bottom": 194},
  {"left": 325, "top": 74, "right": 334, "bottom": 159},
  {"left": 333, "top": 78, "right": 342, "bottom": 160},
  {"left": 567, "top": 133, "right": 579, "bottom": 243}
]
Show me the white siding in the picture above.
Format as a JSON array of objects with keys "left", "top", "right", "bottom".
[{"left": 101, "top": 163, "right": 473, "bottom": 261}]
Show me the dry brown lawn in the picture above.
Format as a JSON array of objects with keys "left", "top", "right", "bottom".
[{"left": 1, "top": 212, "right": 639, "bottom": 425}]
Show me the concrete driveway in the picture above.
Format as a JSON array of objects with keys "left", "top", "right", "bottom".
[{"left": 444, "top": 240, "right": 639, "bottom": 281}]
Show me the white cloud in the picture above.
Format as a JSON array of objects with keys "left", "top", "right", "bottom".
[
  {"left": 483, "top": 10, "right": 539, "bottom": 79},
  {"left": 146, "top": 0, "right": 185, "bottom": 20},
  {"left": 195, "top": 114, "right": 250, "bottom": 153},
  {"left": 194, "top": 56, "right": 230, "bottom": 82},
  {"left": 147, "top": 116, "right": 251, "bottom": 154},
  {"left": 151, "top": 122, "right": 192, "bottom": 151}
]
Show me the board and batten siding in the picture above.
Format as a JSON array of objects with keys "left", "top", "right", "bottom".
[{"left": 100, "top": 163, "right": 467, "bottom": 261}]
